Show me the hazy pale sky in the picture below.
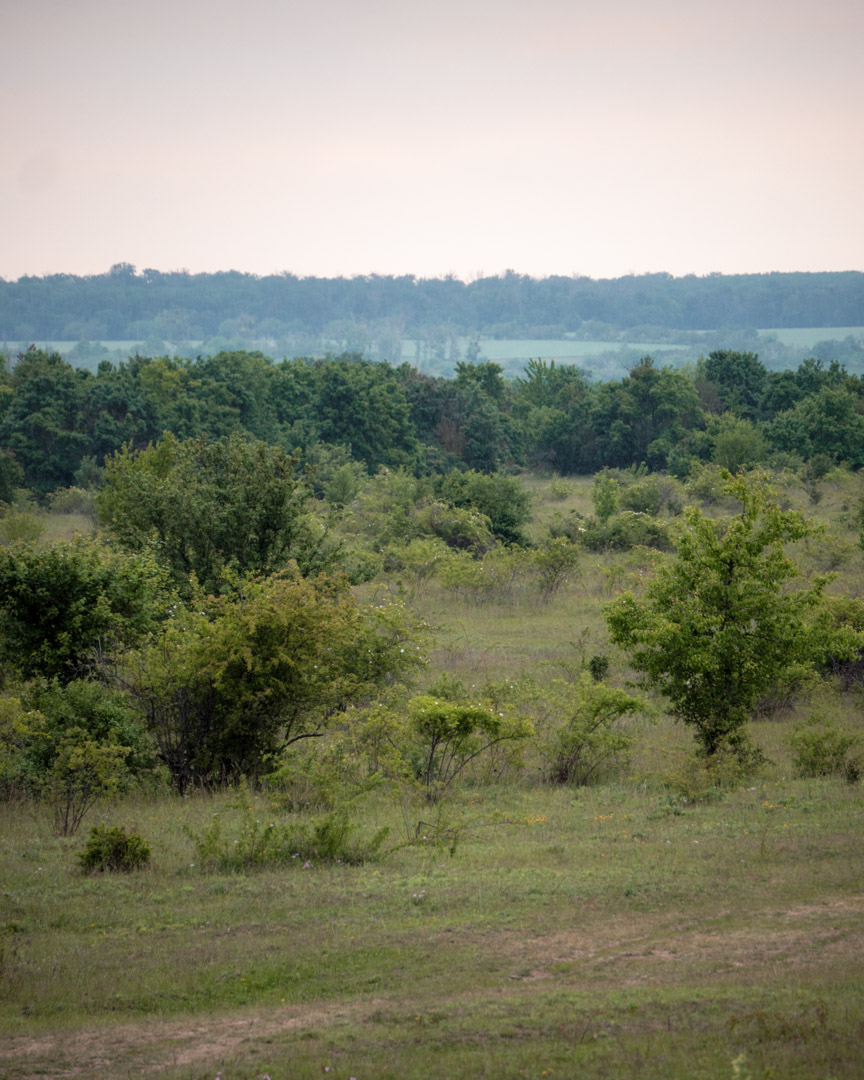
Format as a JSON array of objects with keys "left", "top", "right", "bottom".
[{"left": 3, "top": 0, "right": 862, "bottom": 281}]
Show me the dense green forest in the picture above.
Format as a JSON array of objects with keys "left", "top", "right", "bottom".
[
  {"left": 1, "top": 347, "right": 863, "bottom": 501},
  {"left": 3, "top": 267, "right": 864, "bottom": 341}
]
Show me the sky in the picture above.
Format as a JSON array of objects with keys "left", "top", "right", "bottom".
[{"left": 2, "top": 0, "right": 862, "bottom": 282}]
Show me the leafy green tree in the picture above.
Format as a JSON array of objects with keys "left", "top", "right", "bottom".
[
  {"left": 767, "top": 387, "right": 864, "bottom": 466},
  {"left": 0, "top": 450, "right": 24, "bottom": 504},
  {"left": 0, "top": 538, "right": 168, "bottom": 683},
  {"left": 709, "top": 413, "right": 769, "bottom": 471},
  {"left": 0, "top": 350, "right": 88, "bottom": 494},
  {"left": 434, "top": 470, "right": 531, "bottom": 545},
  {"left": 606, "top": 473, "right": 858, "bottom": 756},
  {"left": 701, "top": 350, "right": 767, "bottom": 418},
  {"left": 123, "top": 571, "right": 420, "bottom": 791},
  {"left": 98, "top": 432, "right": 324, "bottom": 595},
  {"left": 313, "top": 356, "right": 419, "bottom": 470}
]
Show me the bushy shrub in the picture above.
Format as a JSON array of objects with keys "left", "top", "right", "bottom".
[
  {"left": 577, "top": 513, "right": 673, "bottom": 553},
  {"left": 660, "top": 747, "right": 755, "bottom": 805},
  {"left": 48, "top": 487, "right": 98, "bottom": 519},
  {"left": 264, "top": 736, "right": 375, "bottom": 812},
  {"left": 790, "top": 716, "right": 858, "bottom": 778},
  {"left": 0, "top": 511, "right": 46, "bottom": 545},
  {"left": 77, "top": 825, "right": 151, "bottom": 873},
  {"left": 537, "top": 675, "right": 642, "bottom": 786},
  {"left": 618, "top": 479, "right": 662, "bottom": 515}
]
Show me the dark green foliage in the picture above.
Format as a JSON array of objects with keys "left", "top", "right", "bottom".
[
  {"left": 588, "top": 654, "right": 610, "bottom": 682},
  {"left": 312, "top": 356, "right": 419, "bottom": 470},
  {"left": 1, "top": 680, "right": 155, "bottom": 833},
  {"left": 0, "top": 450, "right": 24, "bottom": 504},
  {"left": 21, "top": 679, "right": 154, "bottom": 781},
  {"left": 701, "top": 350, "right": 767, "bottom": 418},
  {"left": 768, "top": 386, "right": 864, "bottom": 466},
  {"left": 0, "top": 351, "right": 88, "bottom": 495},
  {"left": 0, "top": 538, "right": 167, "bottom": 683},
  {"left": 77, "top": 825, "right": 151, "bottom": 873},
  {"left": 99, "top": 432, "right": 323, "bottom": 595},
  {"left": 3, "top": 268, "right": 863, "bottom": 341},
  {"left": 434, "top": 470, "right": 531, "bottom": 544}
]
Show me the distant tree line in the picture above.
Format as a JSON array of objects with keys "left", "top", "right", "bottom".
[
  {"left": 1, "top": 266, "right": 863, "bottom": 344},
  {"left": 1, "top": 347, "right": 863, "bottom": 500}
]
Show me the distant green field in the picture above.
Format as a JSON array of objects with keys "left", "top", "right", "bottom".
[{"left": 759, "top": 327, "right": 864, "bottom": 346}]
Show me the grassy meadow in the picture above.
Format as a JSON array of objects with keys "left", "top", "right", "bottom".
[{"left": 1, "top": 470, "right": 863, "bottom": 1079}]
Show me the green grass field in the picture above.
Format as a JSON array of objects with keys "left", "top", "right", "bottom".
[
  {"left": 1, "top": 470, "right": 863, "bottom": 1079},
  {"left": 759, "top": 328, "right": 864, "bottom": 347}
]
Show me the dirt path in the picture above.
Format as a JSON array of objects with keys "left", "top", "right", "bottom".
[{"left": 3, "top": 896, "right": 862, "bottom": 1080}]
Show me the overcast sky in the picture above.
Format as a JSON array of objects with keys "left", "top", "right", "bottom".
[{"left": 2, "top": 0, "right": 862, "bottom": 281}]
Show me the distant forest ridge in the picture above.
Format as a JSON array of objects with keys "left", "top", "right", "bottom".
[{"left": 2, "top": 267, "right": 863, "bottom": 341}]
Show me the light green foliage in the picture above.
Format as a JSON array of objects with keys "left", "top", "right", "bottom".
[
  {"left": 98, "top": 432, "right": 323, "bottom": 595},
  {"left": 47, "top": 736, "right": 130, "bottom": 836},
  {"left": 789, "top": 716, "right": 860, "bottom": 779},
  {"left": 591, "top": 474, "right": 619, "bottom": 524},
  {"left": 124, "top": 571, "right": 421, "bottom": 791},
  {"left": 348, "top": 467, "right": 427, "bottom": 548},
  {"left": 710, "top": 414, "right": 769, "bottom": 472},
  {"left": 407, "top": 693, "right": 532, "bottom": 800},
  {"left": 411, "top": 499, "right": 495, "bottom": 553},
  {"left": 0, "top": 695, "right": 43, "bottom": 796},
  {"left": 77, "top": 825, "right": 151, "bottom": 873},
  {"left": 0, "top": 537, "right": 168, "bottom": 682},
  {"left": 323, "top": 462, "right": 364, "bottom": 506},
  {"left": 384, "top": 536, "right": 455, "bottom": 594},
  {"left": 685, "top": 463, "right": 729, "bottom": 505},
  {"left": 660, "top": 745, "right": 754, "bottom": 804},
  {"left": 264, "top": 734, "right": 377, "bottom": 812},
  {"left": 618, "top": 478, "right": 663, "bottom": 515},
  {"left": 436, "top": 547, "right": 523, "bottom": 605},
  {"left": 529, "top": 536, "right": 580, "bottom": 600},
  {"left": 578, "top": 511, "right": 674, "bottom": 553},
  {"left": 47, "top": 485, "right": 98, "bottom": 522},
  {"left": 0, "top": 508, "right": 46, "bottom": 545},
  {"left": 532, "top": 674, "right": 642, "bottom": 785},
  {"left": 606, "top": 473, "right": 860, "bottom": 756},
  {"left": 1, "top": 680, "right": 152, "bottom": 833}
]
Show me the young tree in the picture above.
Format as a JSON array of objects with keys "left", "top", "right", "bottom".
[{"left": 606, "top": 473, "right": 859, "bottom": 756}]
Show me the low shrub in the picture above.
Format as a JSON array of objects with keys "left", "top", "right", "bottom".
[
  {"left": 789, "top": 716, "right": 859, "bottom": 779},
  {"left": 187, "top": 809, "right": 389, "bottom": 871},
  {"left": 77, "top": 825, "right": 151, "bottom": 873}
]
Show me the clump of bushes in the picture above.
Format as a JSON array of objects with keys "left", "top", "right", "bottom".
[
  {"left": 187, "top": 810, "right": 390, "bottom": 871},
  {"left": 78, "top": 825, "right": 151, "bottom": 873},
  {"left": 789, "top": 716, "right": 861, "bottom": 781}
]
